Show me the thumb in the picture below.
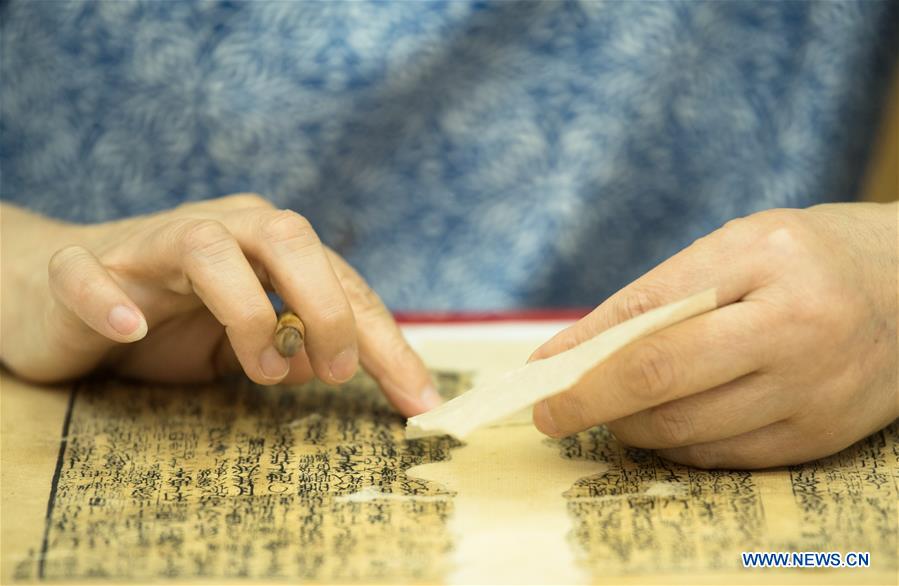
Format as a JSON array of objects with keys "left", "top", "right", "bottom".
[{"left": 29, "top": 245, "right": 148, "bottom": 381}]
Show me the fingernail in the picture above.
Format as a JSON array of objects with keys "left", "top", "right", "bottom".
[
  {"left": 533, "top": 400, "right": 560, "bottom": 437},
  {"left": 260, "top": 346, "right": 290, "bottom": 380},
  {"left": 419, "top": 385, "right": 443, "bottom": 411},
  {"left": 329, "top": 346, "right": 358, "bottom": 383},
  {"left": 108, "top": 305, "right": 147, "bottom": 340}
]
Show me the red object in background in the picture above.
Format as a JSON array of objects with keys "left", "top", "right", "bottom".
[{"left": 393, "top": 308, "right": 591, "bottom": 324}]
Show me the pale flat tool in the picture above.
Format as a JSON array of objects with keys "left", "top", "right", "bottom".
[{"left": 405, "top": 289, "right": 718, "bottom": 440}]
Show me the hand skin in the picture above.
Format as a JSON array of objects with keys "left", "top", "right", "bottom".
[
  {"left": 0, "top": 194, "right": 441, "bottom": 416},
  {"left": 531, "top": 202, "right": 898, "bottom": 469}
]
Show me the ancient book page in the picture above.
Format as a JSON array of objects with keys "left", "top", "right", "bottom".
[{"left": 1, "top": 324, "right": 896, "bottom": 585}]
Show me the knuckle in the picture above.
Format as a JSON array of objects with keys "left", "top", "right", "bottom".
[
  {"left": 262, "top": 210, "right": 314, "bottom": 240},
  {"left": 752, "top": 209, "right": 818, "bottom": 262},
  {"left": 718, "top": 208, "right": 807, "bottom": 253},
  {"left": 618, "top": 341, "right": 678, "bottom": 403},
  {"left": 614, "top": 287, "right": 663, "bottom": 324},
  {"left": 261, "top": 210, "right": 324, "bottom": 256},
  {"left": 178, "top": 219, "right": 233, "bottom": 258},
  {"left": 648, "top": 404, "right": 695, "bottom": 446},
  {"left": 762, "top": 224, "right": 807, "bottom": 259}
]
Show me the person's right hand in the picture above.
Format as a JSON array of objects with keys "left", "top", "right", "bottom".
[{"left": 0, "top": 194, "right": 441, "bottom": 416}]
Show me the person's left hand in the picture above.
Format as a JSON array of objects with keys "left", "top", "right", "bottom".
[
  {"left": 0, "top": 195, "right": 441, "bottom": 416},
  {"left": 529, "top": 202, "right": 898, "bottom": 469}
]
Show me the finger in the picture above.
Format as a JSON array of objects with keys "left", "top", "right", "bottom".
[
  {"left": 48, "top": 245, "right": 148, "bottom": 344},
  {"left": 529, "top": 217, "right": 781, "bottom": 362},
  {"left": 326, "top": 249, "right": 441, "bottom": 416},
  {"left": 212, "top": 332, "right": 316, "bottom": 385},
  {"left": 533, "top": 300, "right": 771, "bottom": 438},
  {"left": 115, "top": 309, "right": 225, "bottom": 383},
  {"left": 146, "top": 219, "right": 289, "bottom": 385},
  {"left": 224, "top": 209, "right": 358, "bottom": 385},
  {"left": 656, "top": 420, "right": 819, "bottom": 469},
  {"left": 605, "top": 373, "right": 796, "bottom": 449}
]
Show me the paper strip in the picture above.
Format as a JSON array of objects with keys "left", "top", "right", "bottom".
[{"left": 405, "top": 289, "right": 718, "bottom": 440}]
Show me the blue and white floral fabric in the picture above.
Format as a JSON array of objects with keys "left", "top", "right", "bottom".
[{"left": 2, "top": 1, "right": 896, "bottom": 309}]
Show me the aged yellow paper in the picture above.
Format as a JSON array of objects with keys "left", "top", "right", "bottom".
[
  {"left": 407, "top": 423, "right": 602, "bottom": 585},
  {"left": 1, "top": 326, "right": 897, "bottom": 585}
]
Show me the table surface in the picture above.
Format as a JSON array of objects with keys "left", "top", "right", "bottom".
[{"left": 1, "top": 324, "right": 896, "bottom": 585}]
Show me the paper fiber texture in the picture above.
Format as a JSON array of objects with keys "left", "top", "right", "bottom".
[{"left": 406, "top": 289, "right": 718, "bottom": 440}]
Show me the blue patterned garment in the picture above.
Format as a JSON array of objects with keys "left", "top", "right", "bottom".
[{"left": 2, "top": 1, "right": 896, "bottom": 310}]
